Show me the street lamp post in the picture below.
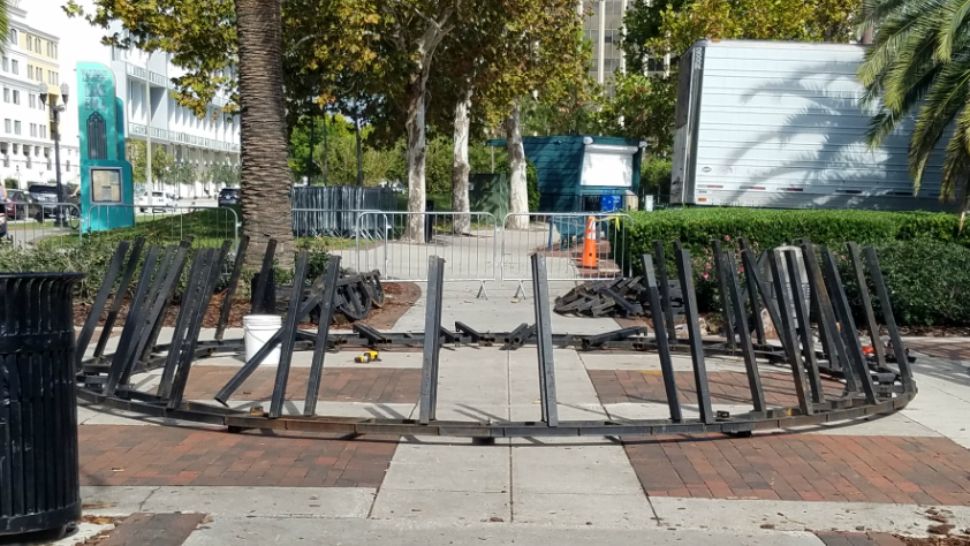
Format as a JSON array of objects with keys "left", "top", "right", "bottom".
[{"left": 38, "top": 82, "right": 70, "bottom": 226}]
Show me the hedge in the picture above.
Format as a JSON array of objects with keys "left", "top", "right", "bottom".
[{"left": 620, "top": 208, "right": 970, "bottom": 327}]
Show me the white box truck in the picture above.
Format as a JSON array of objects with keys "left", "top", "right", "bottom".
[{"left": 670, "top": 40, "right": 951, "bottom": 210}]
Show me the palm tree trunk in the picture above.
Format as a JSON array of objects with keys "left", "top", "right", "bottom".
[
  {"left": 452, "top": 90, "right": 472, "bottom": 234},
  {"left": 506, "top": 102, "right": 529, "bottom": 230},
  {"left": 235, "top": 0, "right": 293, "bottom": 265}
]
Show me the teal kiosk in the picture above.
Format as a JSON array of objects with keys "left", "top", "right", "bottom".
[{"left": 77, "top": 62, "right": 134, "bottom": 232}]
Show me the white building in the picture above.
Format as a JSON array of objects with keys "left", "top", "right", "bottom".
[
  {"left": 108, "top": 44, "right": 241, "bottom": 198},
  {"left": 0, "top": 0, "right": 80, "bottom": 191},
  {"left": 17, "top": 0, "right": 240, "bottom": 200},
  {"left": 582, "top": 0, "right": 669, "bottom": 86}
]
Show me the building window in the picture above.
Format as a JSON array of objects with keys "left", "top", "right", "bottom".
[
  {"left": 3, "top": 119, "right": 9, "bottom": 133},
  {"left": 28, "top": 94, "right": 35, "bottom": 109},
  {"left": 14, "top": 121, "right": 21, "bottom": 135},
  {"left": 27, "top": 65, "right": 33, "bottom": 79},
  {"left": 8, "top": 29, "right": 17, "bottom": 45},
  {"left": 1, "top": 56, "right": 6, "bottom": 72},
  {"left": 11, "top": 90, "right": 18, "bottom": 105},
  {"left": 29, "top": 123, "right": 36, "bottom": 137},
  {"left": 10, "top": 59, "right": 17, "bottom": 75},
  {"left": 48, "top": 71, "right": 58, "bottom": 85},
  {"left": 40, "top": 125, "right": 46, "bottom": 139},
  {"left": 2, "top": 88, "right": 8, "bottom": 103},
  {"left": 66, "top": 159, "right": 70, "bottom": 172}
]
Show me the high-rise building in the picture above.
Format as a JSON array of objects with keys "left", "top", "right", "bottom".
[
  {"left": 582, "top": 0, "right": 629, "bottom": 85},
  {"left": 0, "top": 0, "right": 80, "bottom": 190}
]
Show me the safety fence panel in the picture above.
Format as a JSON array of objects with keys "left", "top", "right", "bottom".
[
  {"left": 2, "top": 201, "right": 82, "bottom": 249},
  {"left": 353, "top": 211, "right": 499, "bottom": 282},
  {"left": 500, "top": 212, "right": 632, "bottom": 282},
  {"left": 293, "top": 208, "right": 388, "bottom": 239},
  {"left": 85, "top": 204, "right": 239, "bottom": 247}
]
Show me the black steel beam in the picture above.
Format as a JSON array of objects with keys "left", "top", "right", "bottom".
[
  {"left": 723, "top": 250, "right": 767, "bottom": 412},
  {"left": 863, "top": 246, "right": 915, "bottom": 393},
  {"left": 215, "top": 235, "right": 250, "bottom": 340},
  {"left": 768, "top": 250, "right": 813, "bottom": 415},
  {"left": 800, "top": 242, "right": 853, "bottom": 390},
  {"left": 713, "top": 240, "right": 736, "bottom": 349},
  {"left": 269, "top": 251, "right": 311, "bottom": 419},
  {"left": 94, "top": 237, "right": 145, "bottom": 359},
  {"left": 675, "top": 246, "right": 715, "bottom": 424},
  {"left": 75, "top": 240, "right": 130, "bottom": 370},
  {"left": 418, "top": 256, "right": 446, "bottom": 424},
  {"left": 847, "top": 242, "right": 887, "bottom": 369},
  {"left": 532, "top": 254, "right": 559, "bottom": 427},
  {"left": 784, "top": 249, "right": 825, "bottom": 405},
  {"left": 642, "top": 254, "right": 682, "bottom": 422},
  {"left": 304, "top": 256, "right": 342, "bottom": 416},
  {"left": 739, "top": 238, "right": 767, "bottom": 345},
  {"left": 104, "top": 246, "right": 161, "bottom": 396},
  {"left": 653, "top": 240, "right": 679, "bottom": 344},
  {"left": 251, "top": 239, "right": 277, "bottom": 314}
]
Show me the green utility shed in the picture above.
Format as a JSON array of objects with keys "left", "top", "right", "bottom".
[{"left": 489, "top": 135, "right": 643, "bottom": 212}]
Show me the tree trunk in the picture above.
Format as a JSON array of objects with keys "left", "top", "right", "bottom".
[
  {"left": 451, "top": 91, "right": 472, "bottom": 234},
  {"left": 355, "top": 116, "right": 364, "bottom": 187},
  {"left": 321, "top": 114, "right": 329, "bottom": 184},
  {"left": 406, "top": 86, "right": 428, "bottom": 241},
  {"left": 506, "top": 103, "right": 529, "bottom": 230},
  {"left": 235, "top": 0, "right": 293, "bottom": 265}
]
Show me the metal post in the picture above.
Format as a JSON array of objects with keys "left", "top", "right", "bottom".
[
  {"left": 251, "top": 239, "right": 277, "bottom": 314},
  {"left": 863, "top": 246, "right": 915, "bottom": 392},
  {"left": 784, "top": 250, "right": 825, "bottom": 404},
  {"left": 158, "top": 249, "right": 213, "bottom": 400},
  {"left": 847, "top": 243, "right": 886, "bottom": 369},
  {"left": 642, "top": 254, "right": 682, "bottom": 421},
  {"left": 269, "top": 251, "right": 310, "bottom": 418},
  {"left": 801, "top": 242, "right": 856, "bottom": 392},
  {"left": 532, "top": 254, "right": 559, "bottom": 427},
  {"left": 738, "top": 238, "right": 767, "bottom": 345},
  {"left": 722, "top": 250, "right": 766, "bottom": 412},
  {"left": 740, "top": 248, "right": 789, "bottom": 356},
  {"left": 304, "top": 256, "right": 342, "bottom": 416},
  {"left": 713, "top": 240, "right": 736, "bottom": 349},
  {"left": 652, "top": 241, "right": 678, "bottom": 344},
  {"left": 93, "top": 238, "right": 146, "bottom": 359},
  {"left": 215, "top": 235, "right": 250, "bottom": 340},
  {"left": 418, "top": 256, "right": 445, "bottom": 424},
  {"left": 104, "top": 247, "right": 161, "bottom": 395},
  {"left": 75, "top": 241, "right": 130, "bottom": 370},
  {"left": 675, "top": 246, "right": 714, "bottom": 423},
  {"left": 820, "top": 248, "right": 878, "bottom": 404},
  {"left": 768, "top": 250, "right": 813, "bottom": 415}
]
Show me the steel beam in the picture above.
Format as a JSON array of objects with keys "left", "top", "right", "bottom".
[
  {"left": 675, "top": 246, "right": 715, "bottom": 424},
  {"left": 768, "top": 250, "right": 813, "bottom": 415},
  {"left": 642, "top": 254, "right": 682, "bottom": 421},
  {"left": 863, "top": 246, "right": 915, "bottom": 393},
  {"left": 723, "top": 250, "right": 767, "bottom": 412},
  {"left": 75, "top": 240, "right": 129, "bottom": 370},
  {"left": 269, "top": 251, "right": 311, "bottom": 419},
  {"left": 94, "top": 238, "right": 145, "bottom": 359},
  {"left": 784, "top": 249, "right": 825, "bottom": 404},
  {"left": 418, "top": 256, "right": 446, "bottom": 424},
  {"left": 215, "top": 235, "right": 250, "bottom": 340},
  {"left": 304, "top": 256, "right": 342, "bottom": 416},
  {"left": 532, "top": 254, "right": 559, "bottom": 427}
]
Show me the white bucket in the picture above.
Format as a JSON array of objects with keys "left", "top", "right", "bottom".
[{"left": 243, "top": 314, "right": 282, "bottom": 366}]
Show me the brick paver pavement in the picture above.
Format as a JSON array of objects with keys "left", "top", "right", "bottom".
[
  {"left": 182, "top": 366, "right": 421, "bottom": 402},
  {"left": 79, "top": 425, "right": 397, "bottom": 487},
  {"left": 625, "top": 434, "right": 970, "bottom": 505},
  {"left": 589, "top": 370, "right": 847, "bottom": 407}
]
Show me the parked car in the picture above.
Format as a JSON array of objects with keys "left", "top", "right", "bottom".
[
  {"left": 0, "top": 207, "right": 6, "bottom": 239},
  {"left": 218, "top": 187, "right": 240, "bottom": 207},
  {"left": 29, "top": 184, "right": 62, "bottom": 218},
  {"left": 5, "top": 189, "right": 43, "bottom": 220},
  {"left": 136, "top": 190, "right": 177, "bottom": 212}
]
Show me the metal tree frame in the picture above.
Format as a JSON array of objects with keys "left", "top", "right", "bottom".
[{"left": 74, "top": 238, "right": 917, "bottom": 439}]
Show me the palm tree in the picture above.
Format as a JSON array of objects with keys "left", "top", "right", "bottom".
[
  {"left": 859, "top": 0, "right": 970, "bottom": 221},
  {"left": 235, "top": 0, "right": 294, "bottom": 263}
]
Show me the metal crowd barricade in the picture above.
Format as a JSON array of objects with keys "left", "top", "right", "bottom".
[
  {"left": 2, "top": 201, "right": 82, "bottom": 248},
  {"left": 354, "top": 211, "right": 499, "bottom": 295},
  {"left": 292, "top": 208, "right": 387, "bottom": 239},
  {"left": 499, "top": 212, "right": 632, "bottom": 286},
  {"left": 85, "top": 204, "right": 239, "bottom": 246}
]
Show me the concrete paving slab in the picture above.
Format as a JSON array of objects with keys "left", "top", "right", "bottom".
[
  {"left": 180, "top": 515, "right": 824, "bottom": 545},
  {"left": 380, "top": 445, "right": 510, "bottom": 493},
  {"left": 512, "top": 491, "right": 655, "bottom": 528},
  {"left": 650, "top": 497, "right": 970, "bottom": 537},
  {"left": 512, "top": 445, "right": 644, "bottom": 495},
  {"left": 80, "top": 486, "right": 375, "bottom": 518},
  {"left": 369, "top": 489, "right": 511, "bottom": 523}
]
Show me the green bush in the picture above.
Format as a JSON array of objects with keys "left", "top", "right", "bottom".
[
  {"left": 621, "top": 207, "right": 970, "bottom": 326},
  {"left": 863, "top": 240, "right": 970, "bottom": 327}
]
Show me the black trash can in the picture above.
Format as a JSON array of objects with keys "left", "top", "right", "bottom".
[{"left": 1, "top": 273, "right": 84, "bottom": 537}]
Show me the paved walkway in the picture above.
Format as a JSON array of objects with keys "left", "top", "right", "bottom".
[{"left": 55, "top": 284, "right": 970, "bottom": 545}]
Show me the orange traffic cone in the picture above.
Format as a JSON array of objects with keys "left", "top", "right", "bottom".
[{"left": 580, "top": 215, "right": 598, "bottom": 269}]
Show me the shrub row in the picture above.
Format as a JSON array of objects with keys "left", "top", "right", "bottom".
[{"left": 620, "top": 208, "right": 970, "bottom": 327}]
